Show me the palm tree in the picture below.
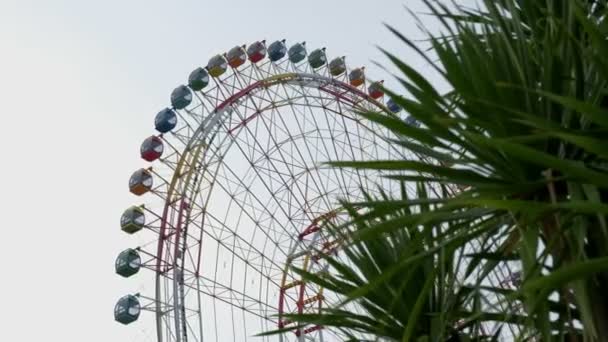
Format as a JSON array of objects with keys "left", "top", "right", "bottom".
[{"left": 263, "top": 0, "right": 608, "bottom": 340}]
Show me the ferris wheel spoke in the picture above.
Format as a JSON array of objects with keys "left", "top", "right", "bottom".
[
  {"left": 191, "top": 91, "right": 213, "bottom": 119},
  {"left": 189, "top": 274, "right": 277, "bottom": 317},
  {"left": 218, "top": 121, "right": 318, "bottom": 235},
  {"left": 265, "top": 86, "right": 337, "bottom": 204},
  {"left": 203, "top": 156, "right": 302, "bottom": 247},
  {"left": 195, "top": 215, "right": 287, "bottom": 279},
  {"left": 253, "top": 87, "right": 335, "bottom": 208},
  {"left": 240, "top": 110, "right": 329, "bottom": 224},
  {"left": 286, "top": 84, "right": 358, "bottom": 203},
  {"left": 169, "top": 127, "right": 197, "bottom": 148},
  {"left": 214, "top": 121, "right": 346, "bottom": 284},
  {"left": 191, "top": 182, "right": 294, "bottom": 264}
]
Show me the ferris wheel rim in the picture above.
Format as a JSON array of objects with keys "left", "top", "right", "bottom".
[
  {"left": 118, "top": 40, "right": 415, "bottom": 342},
  {"left": 117, "top": 40, "right": 523, "bottom": 342}
]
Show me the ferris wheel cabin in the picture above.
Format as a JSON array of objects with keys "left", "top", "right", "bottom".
[
  {"left": 405, "top": 115, "right": 421, "bottom": 128},
  {"left": 349, "top": 67, "right": 365, "bottom": 87},
  {"left": 329, "top": 56, "right": 346, "bottom": 76},
  {"left": 120, "top": 206, "right": 145, "bottom": 234},
  {"left": 227, "top": 45, "right": 247, "bottom": 68},
  {"left": 308, "top": 48, "right": 327, "bottom": 69},
  {"left": 170, "top": 85, "right": 192, "bottom": 110},
  {"left": 115, "top": 248, "right": 141, "bottom": 278},
  {"left": 368, "top": 80, "right": 384, "bottom": 99},
  {"left": 387, "top": 98, "right": 402, "bottom": 113},
  {"left": 268, "top": 39, "right": 287, "bottom": 61},
  {"left": 207, "top": 54, "right": 228, "bottom": 77},
  {"left": 288, "top": 42, "right": 307, "bottom": 63},
  {"left": 128, "top": 168, "right": 153, "bottom": 196},
  {"left": 154, "top": 108, "right": 177, "bottom": 133},
  {"left": 247, "top": 40, "right": 266, "bottom": 63},
  {"left": 188, "top": 67, "right": 209, "bottom": 91},
  {"left": 140, "top": 136, "right": 164, "bottom": 162},
  {"left": 114, "top": 295, "right": 141, "bottom": 325}
]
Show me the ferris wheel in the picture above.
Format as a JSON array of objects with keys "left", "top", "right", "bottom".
[{"left": 114, "top": 39, "right": 421, "bottom": 342}]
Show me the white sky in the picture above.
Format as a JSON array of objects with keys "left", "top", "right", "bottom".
[{"left": 0, "top": 0, "right": 460, "bottom": 340}]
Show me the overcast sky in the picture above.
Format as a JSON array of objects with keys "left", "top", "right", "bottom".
[{"left": 0, "top": 0, "right": 461, "bottom": 340}]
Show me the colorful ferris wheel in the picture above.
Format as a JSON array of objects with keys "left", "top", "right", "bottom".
[{"left": 114, "top": 39, "right": 421, "bottom": 342}]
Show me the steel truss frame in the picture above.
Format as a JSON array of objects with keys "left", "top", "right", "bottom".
[
  {"left": 128, "top": 50, "right": 413, "bottom": 342},
  {"left": 124, "top": 42, "right": 521, "bottom": 342}
]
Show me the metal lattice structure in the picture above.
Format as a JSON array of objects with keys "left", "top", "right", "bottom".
[
  {"left": 114, "top": 40, "right": 522, "bottom": 342},
  {"left": 115, "top": 40, "right": 420, "bottom": 342}
]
